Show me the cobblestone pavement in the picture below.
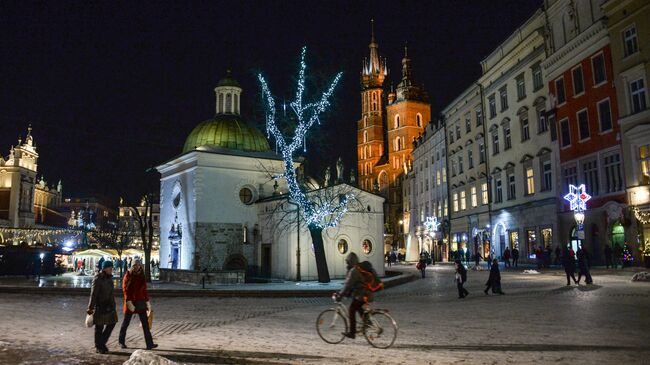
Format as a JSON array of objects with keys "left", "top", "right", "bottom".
[{"left": 1, "top": 265, "right": 649, "bottom": 364}]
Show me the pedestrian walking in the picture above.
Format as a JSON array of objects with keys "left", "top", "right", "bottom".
[
  {"left": 576, "top": 247, "right": 593, "bottom": 285},
  {"left": 503, "top": 248, "right": 511, "bottom": 269},
  {"left": 613, "top": 243, "right": 623, "bottom": 269},
  {"left": 487, "top": 251, "right": 493, "bottom": 270},
  {"left": 511, "top": 247, "right": 519, "bottom": 268},
  {"left": 390, "top": 250, "right": 397, "bottom": 265},
  {"left": 535, "top": 247, "right": 543, "bottom": 269},
  {"left": 385, "top": 252, "right": 391, "bottom": 267},
  {"left": 604, "top": 244, "right": 613, "bottom": 269},
  {"left": 118, "top": 259, "right": 157, "bottom": 350},
  {"left": 417, "top": 255, "right": 427, "bottom": 278},
  {"left": 464, "top": 250, "right": 471, "bottom": 266},
  {"left": 484, "top": 258, "right": 504, "bottom": 295},
  {"left": 474, "top": 251, "right": 482, "bottom": 269},
  {"left": 562, "top": 246, "right": 578, "bottom": 286},
  {"left": 544, "top": 246, "right": 552, "bottom": 269},
  {"left": 554, "top": 245, "right": 561, "bottom": 266},
  {"left": 455, "top": 260, "right": 469, "bottom": 299},
  {"left": 87, "top": 261, "right": 117, "bottom": 354}
]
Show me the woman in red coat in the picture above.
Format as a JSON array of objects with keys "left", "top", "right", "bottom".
[{"left": 118, "top": 259, "right": 157, "bottom": 350}]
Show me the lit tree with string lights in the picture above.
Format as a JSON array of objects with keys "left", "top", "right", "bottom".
[{"left": 258, "top": 47, "right": 349, "bottom": 283}]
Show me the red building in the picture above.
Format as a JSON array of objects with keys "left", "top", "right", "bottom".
[{"left": 543, "top": 0, "right": 630, "bottom": 260}]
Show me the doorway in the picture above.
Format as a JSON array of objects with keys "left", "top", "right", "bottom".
[{"left": 261, "top": 244, "right": 272, "bottom": 277}]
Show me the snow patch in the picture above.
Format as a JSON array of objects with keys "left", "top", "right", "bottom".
[
  {"left": 122, "top": 350, "right": 177, "bottom": 365},
  {"left": 523, "top": 270, "right": 540, "bottom": 274},
  {"left": 632, "top": 272, "right": 650, "bottom": 282}
]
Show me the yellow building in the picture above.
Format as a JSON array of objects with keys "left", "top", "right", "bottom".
[{"left": 603, "top": 0, "right": 650, "bottom": 262}]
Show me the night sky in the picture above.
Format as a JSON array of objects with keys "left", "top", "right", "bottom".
[{"left": 0, "top": 0, "right": 542, "bottom": 205}]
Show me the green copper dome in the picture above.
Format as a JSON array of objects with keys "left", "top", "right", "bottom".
[
  {"left": 216, "top": 70, "right": 241, "bottom": 88},
  {"left": 183, "top": 114, "right": 271, "bottom": 153}
]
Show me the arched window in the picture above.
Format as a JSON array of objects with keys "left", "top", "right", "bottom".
[
  {"left": 364, "top": 146, "right": 368, "bottom": 159},
  {"left": 372, "top": 92, "right": 377, "bottom": 111},
  {"left": 416, "top": 113, "right": 422, "bottom": 127},
  {"left": 218, "top": 93, "right": 224, "bottom": 113},
  {"left": 363, "top": 115, "right": 368, "bottom": 128},
  {"left": 363, "top": 130, "right": 368, "bottom": 143},
  {"left": 226, "top": 93, "right": 232, "bottom": 113},
  {"left": 234, "top": 94, "right": 239, "bottom": 114},
  {"left": 394, "top": 114, "right": 400, "bottom": 129}
]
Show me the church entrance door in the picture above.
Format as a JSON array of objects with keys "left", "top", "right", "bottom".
[{"left": 261, "top": 244, "right": 271, "bottom": 277}]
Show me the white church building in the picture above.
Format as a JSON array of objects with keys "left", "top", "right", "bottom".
[{"left": 156, "top": 72, "right": 385, "bottom": 281}]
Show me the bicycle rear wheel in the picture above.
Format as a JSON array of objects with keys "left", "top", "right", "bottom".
[
  {"left": 316, "top": 309, "right": 347, "bottom": 344},
  {"left": 363, "top": 311, "right": 398, "bottom": 349}
]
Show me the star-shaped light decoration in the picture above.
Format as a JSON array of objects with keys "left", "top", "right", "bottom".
[
  {"left": 563, "top": 184, "right": 591, "bottom": 211},
  {"left": 424, "top": 216, "right": 439, "bottom": 237}
]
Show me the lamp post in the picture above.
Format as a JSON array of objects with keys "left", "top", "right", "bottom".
[{"left": 564, "top": 184, "right": 591, "bottom": 249}]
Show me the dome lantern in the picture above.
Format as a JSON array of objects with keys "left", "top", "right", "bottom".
[{"left": 215, "top": 70, "right": 242, "bottom": 116}]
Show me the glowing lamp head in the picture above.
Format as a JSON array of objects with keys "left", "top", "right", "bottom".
[
  {"left": 39, "top": 253, "right": 45, "bottom": 260},
  {"left": 574, "top": 211, "right": 585, "bottom": 225}
]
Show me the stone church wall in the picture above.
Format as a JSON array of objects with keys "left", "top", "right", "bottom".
[{"left": 194, "top": 222, "right": 255, "bottom": 272}]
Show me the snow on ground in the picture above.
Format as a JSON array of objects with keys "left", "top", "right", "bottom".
[{"left": 1, "top": 265, "right": 649, "bottom": 365}]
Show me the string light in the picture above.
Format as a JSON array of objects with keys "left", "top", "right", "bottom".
[
  {"left": 258, "top": 46, "right": 349, "bottom": 229},
  {"left": 632, "top": 206, "right": 650, "bottom": 224}
]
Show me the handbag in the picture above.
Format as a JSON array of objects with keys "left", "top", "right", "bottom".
[
  {"left": 85, "top": 313, "right": 94, "bottom": 328},
  {"left": 148, "top": 310, "right": 154, "bottom": 330}
]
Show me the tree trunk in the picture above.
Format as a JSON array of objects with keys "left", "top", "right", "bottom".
[
  {"left": 309, "top": 224, "right": 330, "bottom": 283},
  {"left": 144, "top": 249, "right": 151, "bottom": 282}
]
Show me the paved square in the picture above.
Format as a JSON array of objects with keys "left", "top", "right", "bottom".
[{"left": 1, "top": 265, "right": 649, "bottom": 364}]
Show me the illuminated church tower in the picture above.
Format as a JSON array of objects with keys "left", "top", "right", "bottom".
[
  {"left": 356, "top": 23, "right": 430, "bottom": 247},
  {"left": 357, "top": 20, "right": 388, "bottom": 192}
]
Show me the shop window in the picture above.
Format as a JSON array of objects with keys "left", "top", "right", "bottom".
[
  {"left": 526, "top": 229, "right": 537, "bottom": 259},
  {"left": 541, "top": 228, "right": 552, "bottom": 248}
]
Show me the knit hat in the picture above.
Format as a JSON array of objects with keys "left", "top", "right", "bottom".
[
  {"left": 101, "top": 260, "right": 113, "bottom": 270},
  {"left": 133, "top": 258, "right": 142, "bottom": 266}
]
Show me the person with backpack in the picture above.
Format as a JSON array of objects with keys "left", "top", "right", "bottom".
[
  {"left": 511, "top": 247, "right": 519, "bottom": 268},
  {"left": 416, "top": 254, "right": 427, "bottom": 278},
  {"left": 336, "top": 252, "right": 382, "bottom": 339},
  {"left": 503, "top": 248, "right": 511, "bottom": 269},
  {"left": 562, "top": 246, "right": 578, "bottom": 286},
  {"left": 455, "top": 260, "right": 469, "bottom": 299}
]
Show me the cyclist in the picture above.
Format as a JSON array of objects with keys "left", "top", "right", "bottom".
[{"left": 335, "top": 252, "right": 370, "bottom": 339}]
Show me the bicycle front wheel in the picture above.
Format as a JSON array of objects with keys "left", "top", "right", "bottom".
[
  {"left": 364, "top": 311, "right": 398, "bottom": 349},
  {"left": 316, "top": 309, "right": 347, "bottom": 344}
]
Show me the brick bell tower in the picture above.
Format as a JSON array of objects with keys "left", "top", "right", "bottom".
[
  {"left": 382, "top": 44, "right": 430, "bottom": 247},
  {"left": 357, "top": 20, "right": 388, "bottom": 192}
]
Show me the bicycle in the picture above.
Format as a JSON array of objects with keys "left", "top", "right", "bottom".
[{"left": 316, "top": 294, "right": 398, "bottom": 349}]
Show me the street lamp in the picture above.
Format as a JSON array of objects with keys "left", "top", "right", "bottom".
[{"left": 564, "top": 184, "right": 591, "bottom": 248}]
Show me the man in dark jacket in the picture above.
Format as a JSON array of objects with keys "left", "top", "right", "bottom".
[
  {"left": 576, "top": 247, "right": 593, "bottom": 284},
  {"left": 604, "top": 244, "right": 613, "bottom": 269},
  {"left": 87, "top": 261, "right": 117, "bottom": 354},
  {"left": 337, "top": 252, "right": 369, "bottom": 339},
  {"left": 562, "top": 246, "right": 578, "bottom": 286},
  {"left": 511, "top": 247, "right": 519, "bottom": 268},
  {"left": 455, "top": 260, "right": 469, "bottom": 299},
  {"left": 484, "top": 258, "right": 504, "bottom": 295}
]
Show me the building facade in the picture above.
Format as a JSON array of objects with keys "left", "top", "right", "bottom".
[
  {"left": 405, "top": 118, "right": 448, "bottom": 262},
  {"left": 479, "top": 10, "right": 559, "bottom": 261},
  {"left": 158, "top": 72, "right": 385, "bottom": 280},
  {"left": 444, "top": 84, "right": 493, "bottom": 261},
  {"left": 602, "top": 0, "right": 650, "bottom": 263},
  {"left": 0, "top": 126, "right": 66, "bottom": 244},
  {"left": 544, "top": 0, "right": 630, "bottom": 261}
]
